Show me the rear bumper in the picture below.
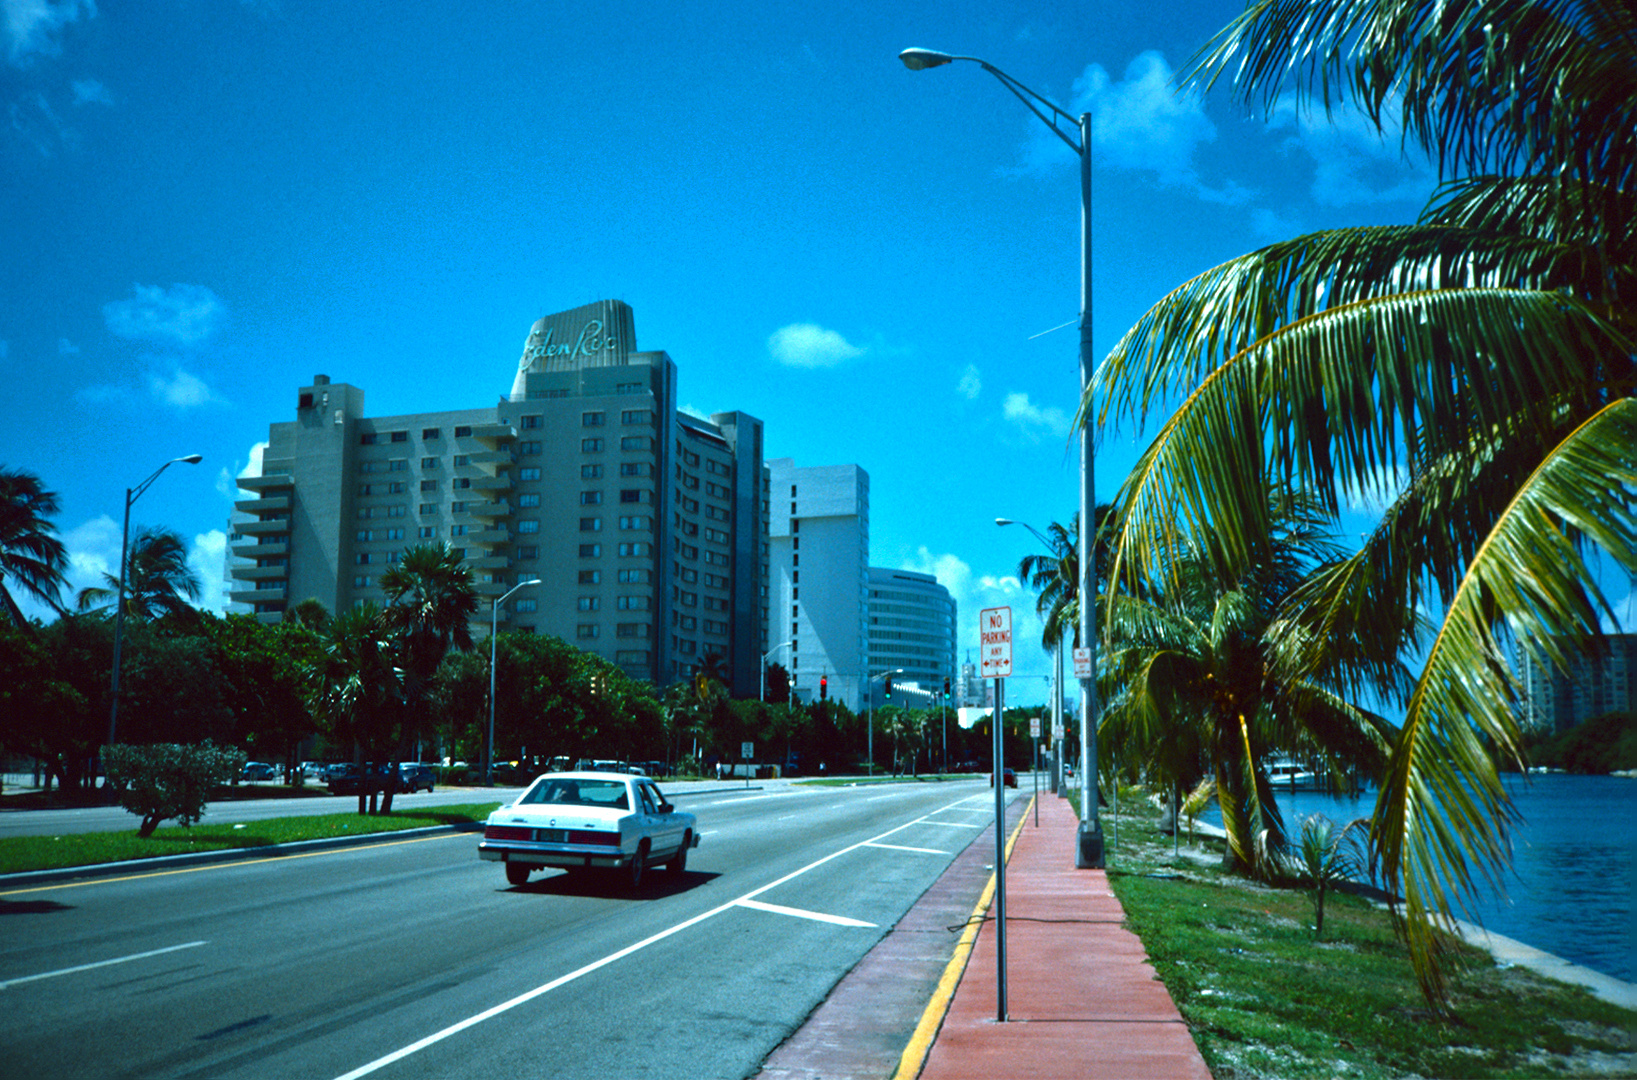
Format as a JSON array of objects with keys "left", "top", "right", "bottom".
[{"left": 479, "top": 841, "right": 630, "bottom": 869}]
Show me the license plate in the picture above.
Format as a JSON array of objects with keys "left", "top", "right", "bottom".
[{"left": 535, "top": 828, "right": 566, "bottom": 843}]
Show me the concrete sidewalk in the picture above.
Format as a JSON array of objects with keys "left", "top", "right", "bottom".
[{"left": 910, "top": 794, "right": 1210, "bottom": 1080}]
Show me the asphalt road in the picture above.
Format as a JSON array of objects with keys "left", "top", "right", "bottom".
[{"left": 0, "top": 778, "right": 1014, "bottom": 1079}]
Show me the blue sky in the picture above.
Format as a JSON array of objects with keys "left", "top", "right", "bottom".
[{"left": 2, "top": 0, "right": 1467, "bottom": 703}]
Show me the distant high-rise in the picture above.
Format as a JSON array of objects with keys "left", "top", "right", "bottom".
[
  {"left": 866, "top": 567, "right": 955, "bottom": 710},
  {"left": 1515, "top": 635, "right": 1637, "bottom": 733},
  {"left": 229, "top": 300, "right": 768, "bottom": 695}
]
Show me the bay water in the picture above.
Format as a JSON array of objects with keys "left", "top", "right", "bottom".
[{"left": 1197, "top": 772, "right": 1635, "bottom": 983}]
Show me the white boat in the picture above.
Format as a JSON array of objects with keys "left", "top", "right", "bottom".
[{"left": 1266, "top": 756, "right": 1318, "bottom": 789}]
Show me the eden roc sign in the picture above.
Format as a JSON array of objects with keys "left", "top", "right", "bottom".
[{"left": 979, "top": 606, "right": 1012, "bottom": 678}]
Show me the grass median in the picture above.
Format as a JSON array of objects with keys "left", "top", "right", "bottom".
[
  {"left": 1082, "top": 788, "right": 1635, "bottom": 1078},
  {"left": 0, "top": 803, "right": 503, "bottom": 876}
]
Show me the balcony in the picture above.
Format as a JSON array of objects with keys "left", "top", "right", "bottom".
[
  {"left": 467, "top": 527, "right": 512, "bottom": 544},
  {"left": 474, "top": 580, "right": 509, "bottom": 598},
  {"left": 237, "top": 473, "right": 293, "bottom": 494},
  {"left": 471, "top": 474, "right": 513, "bottom": 492},
  {"left": 229, "top": 565, "right": 288, "bottom": 582},
  {"left": 237, "top": 519, "right": 291, "bottom": 537},
  {"left": 470, "top": 423, "right": 516, "bottom": 445},
  {"left": 469, "top": 450, "right": 513, "bottom": 472},
  {"left": 466, "top": 554, "right": 511, "bottom": 571},
  {"left": 231, "top": 540, "right": 288, "bottom": 558},
  {"left": 235, "top": 495, "right": 291, "bottom": 514},
  {"left": 230, "top": 584, "right": 287, "bottom": 605},
  {"left": 468, "top": 500, "right": 511, "bottom": 519}
]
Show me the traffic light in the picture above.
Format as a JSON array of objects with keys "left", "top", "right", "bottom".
[
  {"left": 943, "top": 676, "right": 950, "bottom": 696},
  {"left": 820, "top": 675, "right": 828, "bottom": 700},
  {"left": 884, "top": 675, "right": 893, "bottom": 698}
]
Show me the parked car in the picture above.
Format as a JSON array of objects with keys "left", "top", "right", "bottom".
[
  {"left": 241, "top": 761, "right": 277, "bottom": 781},
  {"left": 479, "top": 771, "right": 700, "bottom": 890},
  {"left": 399, "top": 764, "right": 435, "bottom": 793},
  {"left": 327, "top": 763, "right": 393, "bottom": 796},
  {"left": 989, "top": 768, "right": 1017, "bottom": 788}
]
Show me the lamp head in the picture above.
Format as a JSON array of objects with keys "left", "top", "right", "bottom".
[
  {"left": 995, "top": 517, "right": 1015, "bottom": 527},
  {"left": 899, "top": 48, "right": 954, "bottom": 71},
  {"left": 180, "top": 454, "right": 203, "bottom": 465}
]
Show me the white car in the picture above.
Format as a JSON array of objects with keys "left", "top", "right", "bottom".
[{"left": 479, "top": 771, "right": 699, "bottom": 889}]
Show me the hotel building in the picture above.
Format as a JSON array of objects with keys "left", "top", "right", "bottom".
[
  {"left": 866, "top": 567, "right": 956, "bottom": 710},
  {"left": 229, "top": 300, "right": 769, "bottom": 696}
]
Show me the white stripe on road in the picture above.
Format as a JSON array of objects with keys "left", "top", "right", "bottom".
[
  {"left": 864, "top": 841, "right": 950, "bottom": 855},
  {"left": 918, "top": 819, "right": 987, "bottom": 828},
  {"left": 332, "top": 795, "right": 978, "bottom": 1080},
  {"left": 0, "top": 941, "right": 206, "bottom": 990},
  {"left": 735, "top": 898, "right": 876, "bottom": 928}
]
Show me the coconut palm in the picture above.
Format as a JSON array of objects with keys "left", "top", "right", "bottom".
[
  {"left": 76, "top": 527, "right": 201, "bottom": 624},
  {"left": 378, "top": 543, "right": 476, "bottom": 811},
  {"left": 307, "top": 603, "right": 401, "bottom": 814},
  {"left": 1091, "top": 0, "right": 1636, "bottom": 1006},
  {"left": 0, "top": 467, "right": 69, "bottom": 628},
  {"left": 1100, "top": 489, "right": 1398, "bottom": 875}
]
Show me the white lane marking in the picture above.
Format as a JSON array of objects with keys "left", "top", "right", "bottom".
[
  {"left": 332, "top": 794, "right": 978, "bottom": 1080},
  {"left": 918, "top": 819, "right": 987, "bottom": 829},
  {"left": 735, "top": 898, "right": 876, "bottom": 928},
  {"left": 864, "top": 841, "right": 950, "bottom": 855},
  {"left": 0, "top": 941, "right": 206, "bottom": 990},
  {"left": 704, "top": 794, "right": 785, "bottom": 807}
]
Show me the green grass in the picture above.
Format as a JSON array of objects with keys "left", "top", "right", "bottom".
[
  {"left": 1094, "top": 788, "right": 1636, "bottom": 1078},
  {"left": 0, "top": 803, "right": 501, "bottom": 875}
]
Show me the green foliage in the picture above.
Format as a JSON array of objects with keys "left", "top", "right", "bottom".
[
  {"left": 1527, "top": 712, "right": 1637, "bottom": 774},
  {"left": 0, "top": 466, "right": 69, "bottom": 626},
  {"left": 1293, "top": 813, "right": 1371, "bottom": 938},
  {"left": 76, "top": 526, "right": 203, "bottom": 627},
  {"left": 104, "top": 741, "right": 246, "bottom": 838}
]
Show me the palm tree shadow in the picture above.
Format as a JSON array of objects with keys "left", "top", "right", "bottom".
[{"left": 0, "top": 897, "right": 74, "bottom": 915}]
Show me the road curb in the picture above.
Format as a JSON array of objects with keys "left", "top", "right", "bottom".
[{"left": 0, "top": 822, "right": 484, "bottom": 890}]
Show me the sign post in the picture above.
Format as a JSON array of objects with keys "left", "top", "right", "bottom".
[
  {"left": 1030, "top": 714, "right": 1041, "bottom": 826},
  {"left": 980, "top": 606, "right": 1012, "bottom": 1022},
  {"left": 741, "top": 741, "right": 753, "bottom": 788}
]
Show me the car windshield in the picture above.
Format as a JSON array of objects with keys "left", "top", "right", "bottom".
[{"left": 519, "top": 778, "right": 629, "bottom": 810}]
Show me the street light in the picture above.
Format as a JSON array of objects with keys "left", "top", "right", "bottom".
[
  {"left": 904, "top": 46, "right": 1103, "bottom": 866},
  {"left": 760, "top": 640, "right": 793, "bottom": 702},
  {"left": 107, "top": 454, "right": 203, "bottom": 749},
  {"left": 486, "top": 578, "right": 541, "bottom": 787},
  {"left": 997, "top": 517, "right": 1066, "bottom": 798},
  {"left": 866, "top": 667, "right": 905, "bottom": 777}
]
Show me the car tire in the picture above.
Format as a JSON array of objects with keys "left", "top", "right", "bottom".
[
  {"left": 667, "top": 832, "right": 690, "bottom": 875},
  {"left": 505, "top": 862, "right": 530, "bottom": 886},
  {"left": 628, "top": 842, "right": 649, "bottom": 891}
]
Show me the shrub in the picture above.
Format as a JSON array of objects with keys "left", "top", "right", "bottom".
[{"left": 104, "top": 741, "right": 246, "bottom": 837}]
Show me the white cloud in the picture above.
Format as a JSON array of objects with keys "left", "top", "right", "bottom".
[
  {"left": 57, "top": 336, "right": 78, "bottom": 355},
  {"left": 146, "top": 364, "right": 222, "bottom": 409},
  {"left": 677, "top": 402, "right": 711, "bottom": 421},
  {"left": 3, "top": 0, "right": 96, "bottom": 67},
  {"left": 1019, "top": 51, "right": 1251, "bottom": 205},
  {"left": 104, "top": 283, "right": 227, "bottom": 348},
  {"left": 901, "top": 546, "right": 1042, "bottom": 680},
  {"left": 956, "top": 364, "right": 982, "bottom": 400},
  {"left": 767, "top": 322, "right": 864, "bottom": 368},
  {"left": 191, "top": 528, "right": 228, "bottom": 615},
  {"left": 70, "top": 77, "right": 109, "bottom": 105},
  {"left": 1270, "top": 98, "right": 1437, "bottom": 207},
  {"left": 1002, "top": 391, "right": 1072, "bottom": 440}
]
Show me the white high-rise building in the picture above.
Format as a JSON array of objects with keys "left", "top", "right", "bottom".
[{"left": 866, "top": 568, "right": 956, "bottom": 710}]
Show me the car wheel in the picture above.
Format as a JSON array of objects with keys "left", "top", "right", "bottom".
[
  {"left": 505, "top": 862, "right": 530, "bottom": 886},
  {"left": 666, "top": 832, "right": 690, "bottom": 875},
  {"left": 628, "top": 843, "right": 649, "bottom": 891}
]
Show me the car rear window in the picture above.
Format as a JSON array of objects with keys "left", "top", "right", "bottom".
[{"left": 519, "top": 778, "right": 629, "bottom": 809}]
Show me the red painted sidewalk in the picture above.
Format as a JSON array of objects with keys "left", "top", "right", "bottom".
[{"left": 916, "top": 794, "right": 1212, "bottom": 1080}]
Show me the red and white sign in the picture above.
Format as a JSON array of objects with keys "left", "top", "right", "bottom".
[
  {"left": 1073, "top": 647, "right": 1092, "bottom": 679},
  {"left": 979, "top": 606, "right": 1012, "bottom": 678}
]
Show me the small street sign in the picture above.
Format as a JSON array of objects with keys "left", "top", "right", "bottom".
[
  {"left": 980, "top": 606, "right": 1013, "bottom": 678},
  {"left": 1030, "top": 716, "right": 1040, "bottom": 739},
  {"left": 741, "top": 741, "right": 754, "bottom": 759},
  {"left": 1073, "top": 647, "right": 1092, "bottom": 679}
]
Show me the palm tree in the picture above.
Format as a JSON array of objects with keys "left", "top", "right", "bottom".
[
  {"left": 0, "top": 467, "right": 69, "bottom": 627},
  {"left": 1091, "top": 0, "right": 1635, "bottom": 1006},
  {"left": 307, "top": 603, "right": 401, "bottom": 814},
  {"left": 77, "top": 527, "right": 201, "bottom": 624},
  {"left": 1015, "top": 515, "right": 1078, "bottom": 650},
  {"left": 1101, "top": 489, "right": 1398, "bottom": 875},
  {"left": 378, "top": 543, "right": 476, "bottom": 811}
]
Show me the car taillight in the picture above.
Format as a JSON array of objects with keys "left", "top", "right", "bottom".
[
  {"left": 568, "top": 830, "right": 620, "bottom": 847},
  {"left": 484, "top": 825, "right": 531, "bottom": 841}
]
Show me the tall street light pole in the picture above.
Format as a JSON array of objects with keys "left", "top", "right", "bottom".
[
  {"left": 107, "top": 454, "right": 203, "bottom": 750},
  {"left": 866, "top": 667, "right": 904, "bottom": 777},
  {"left": 996, "top": 517, "right": 1066, "bottom": 797},
  {"left": 487, "top": 578, "right": 541, "bottom": 787},
  {"left": 760, "top": 640, "right": 793, "bottom": 702},
  {"left": 904, "top": 47, "right": 1102, "bottom": 866}
]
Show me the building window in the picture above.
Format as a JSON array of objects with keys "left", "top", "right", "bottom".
[
  {"left": 356, "top": 529, "right": 373, "bottom": 542},
  {"left": 618, "top": 542, "right": 651, "bottom": 557},
  {"left": 450, "top": 500, "right": 467, "bottom": 512},
  {"left": 621, "top": 409, "right": 651, "bottom": 424},
  {"left": 353, "top": 575, "right": 369, "bottom": 587},
  {"left": 454, "top": 425, "right": 472, "bottom": 437},
  {"left": 356, "top": 553, "right": 374, "bottom": 565},
  {"left": 580, "top": 491, "right": 602, "bottom": 505},
  {"left": 515, "top": 598, "right": 537, "bottom": 613},
  {"left": 577, "top": 624, "right": 600, "bottom": 639},
  {"left": 615, "top": 382, "right": 643, "bottom": 393},
  {"left": 677, "top": 615, "right": 697, "bottom": 631},
  {"left": 519, "top": 467, "right": 541, "bottom": 481},
  {"left": 421, "top": 480, "right": 438, "bottom": 492},
  {"left": 519, "top": 440, "right": 542, "bottom": 454},
  {"left": 390, "top": 431, "right": 408, "bottom": 443},
  {"left": 617, "top": 595, "right": 651, "bottom": 610},
  {"left": 387, "top": 482, "right": 406, "bottom": 494},
  {"left": 621, "top": 436, "right": 653, "bottom": 452},
  {"left": 522, "top": 414, "right": 542, "bottom": 429},
  {"left": 518, "top": 519, "right": 541, "bottom": 534},
  {"left": 386, "top": 528, "right": 405, "bottom": 540},
  {"left": 580, "top": 544, "right": 602, "bottom": 557},
  {"left": 617, "top": 568, "right": 650, "bottom": 584},
  {"left": 577, "top": 597, "right": 600, "bottom": 611},
  {"left": 582, "top": 438, "right": 604, "bottom": 452},
  {"left": 619, "top": 516, "right": 651, "bottom": 531},
  {"left": 388, "top": 504, "right": 406, "bottom": 518},
  {"left": 579, "top": 517, "right": 600, "bottom": 532},
  {"left": 421, "top": 457, "right": 438, "bottom": 469},
  {"left": 579, "top": 570, "right": 601, "bottom": 584},
  {"left": 620, "top": 489, "right": 649, "bottom": 504},
  {"left": 518, "top": 493, "right": 540, "bottom": 507},
  {"left": 582, "top": 464, "right": 603, "bottom": 479},
  {"left": 616, "top": 623, "right": 648, "bottom": 638},
  {"left": 422, "top": 428, "right": 440, "bottom": 440},
  {"left": 388, "top": 459, "right": 408, "bottom": 471},
  {"left": 517, "top": 545, "right": 539, "bottom": 560},
  {"left": 615, "top": 650, "right": 650, "bottom": 665},
  {"left": 419, "top": 526, "right": 437, "bottom": 538},
  {"left": 453, "top": 454, "right": 469, "bottom": 466},
  {"left": 620, "top": 462, "right": 651, "bottom": 477},
  {"left": 453, "top": 477, "right": 472, "bottom": 489},
  {"left": 450, "top": 524, "right": 468, "bottom": 536},
  {"left": 582, "top": 411, "right": 606, "bottom": 427},
  {"left": 360, "top": 433, "right": 379, "bottom": 445}
]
